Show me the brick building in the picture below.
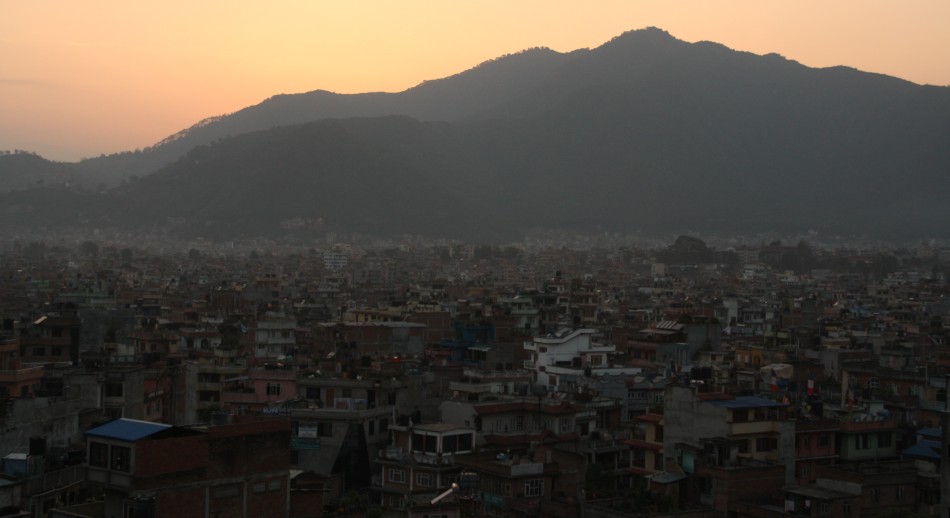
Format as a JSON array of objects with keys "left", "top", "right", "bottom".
[{"left": 68, "top": 417, "right": 290, "bottom": 518}]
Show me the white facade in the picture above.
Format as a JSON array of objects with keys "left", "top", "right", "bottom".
[{"left": 524, "top": 328, "right": 636, "bottom": 392}]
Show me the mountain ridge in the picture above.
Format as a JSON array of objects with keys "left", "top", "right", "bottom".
[{"left": 2, "top": 28, "right": 948, "bottom": 242}]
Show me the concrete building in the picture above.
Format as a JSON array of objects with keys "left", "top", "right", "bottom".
[
  {"left": 374, "top": 422, "right": 475, "bottom": 512},
  {"left": 71, "top": 417, "right": 290, "bottom": 518},
  {"left": 523, "top": 329, "right": 636, "bottom": 394},
  {"left": 663, "top": 385, "right": 796, "bottom": 485}
]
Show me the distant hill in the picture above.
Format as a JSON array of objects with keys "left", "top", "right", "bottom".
[
  {"left": 0, "top": 152, "right": 76, "bottom": 190},
  {"left": 2, "top": 28, "right": 949, "bottom": 241}
]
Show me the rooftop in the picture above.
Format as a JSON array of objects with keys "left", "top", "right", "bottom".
[
  {"left": 84, "top": 418, "right": 171, "bottom": 442},
  {"left": 706, "top": 396, "right": 786, "bottom": 409}
]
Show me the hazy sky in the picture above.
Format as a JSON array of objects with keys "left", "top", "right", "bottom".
[{"left": 3, "top": 1, "right": 949, "bottom": 162}]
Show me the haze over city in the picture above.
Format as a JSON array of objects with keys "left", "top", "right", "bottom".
[
  {"left": 4, "top": 3, "right": 950, "bottom": 516},
  {"left": 3, "top": 0, "right": 950, "bottom": 162}
]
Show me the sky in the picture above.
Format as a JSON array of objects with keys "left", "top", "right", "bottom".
[{"left": 2, "top": 1, "right": 949, "bottom": 162}]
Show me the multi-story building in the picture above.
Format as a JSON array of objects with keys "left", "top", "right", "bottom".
[
  {"left": 453, "top": 450, "right": 568, "bottom": 517},
  {"left": 247, "top": 312, "right": 297, "bottom": 359},
  {"left": 287, "top": 375, "right": 410, "bottom": 492},
  {"left": 475, "top": 399, "right": 579, "bottom": 450},
  {"left": 374, "top": 422, "right": 476, "bottom": 512},
  {"left": 664, "top": 385, "right": 795, "bottom": 485},
  {"left": 627, "top": 412, "right": 664, "bottom": 478},
  {"left": 18, "top": 310, "right": 82, "bottom": 367},
  {"left": 220, "top": 365, "right": 297, "bottom": 414},
  {"left": 76, "top": 417, "right": 290, "bottom": 518},
  {"left": 523, "top": 328, "right": 635, "bottom": 393},
  {"left": 0, "top": 336, "right": 44, "bottom": 397},
  {"left": 794, "top": 418, "right": 838, "bottom": 485},
  {"left": 836, "top": 413, "right": 899, "bottom": 466}
]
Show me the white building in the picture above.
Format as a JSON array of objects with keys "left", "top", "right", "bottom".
[
  {"left": 523, "top": 328, "right": 638, "bottom": 393},
  {"left": 323, "top": 251, "right": 348, "bottom": 271}
]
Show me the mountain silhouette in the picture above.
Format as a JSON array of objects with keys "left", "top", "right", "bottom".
[{"left": 2, "top": 28, "right": 948, "bottom": 241}]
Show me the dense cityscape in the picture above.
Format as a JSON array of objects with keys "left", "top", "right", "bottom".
[{"left": 0, "top": 233, "right": 948, "bottom": 517}]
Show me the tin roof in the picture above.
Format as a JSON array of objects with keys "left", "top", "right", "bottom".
[{"left": 84, "top": 418, "right": 171, "bottom": 442}]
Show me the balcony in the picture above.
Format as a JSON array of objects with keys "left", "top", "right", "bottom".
[
  {"left": 220, "top": 390, "right": 259, "bottom": 404},
  {"left": 87, "top": 467, "right": 131, "bottom": 488},
  {"left": 102, "top": 396, "right": 125, "bottom": 407},
  {"left": 0, "top": 366, "right": 44, "bottom": 384},
  {"left": 730, "top": 420, "right": 784, "bottom": 435},
  {"left": 838, "top": 419, "right": 897, "bottom": 433}
]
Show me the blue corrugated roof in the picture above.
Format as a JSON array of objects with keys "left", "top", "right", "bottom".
[
  {"left": 917, "top": 426, "right": 942, "bottom": 439},
  {"left": 706, "top": 396, "right": 786, "bottom": 409},
  {"left": 902, "top": 439, "right": 941, "bottom": 460},
  {"left": 85, "top": 418, "right": 171, "bottom": 442}
]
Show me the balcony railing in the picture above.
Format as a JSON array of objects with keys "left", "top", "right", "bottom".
[{"left": 0, "top": 366, "right": 45, "bottom": 383}]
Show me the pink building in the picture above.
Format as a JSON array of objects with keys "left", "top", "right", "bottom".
[{"left": 221, "top": 366, "right": 297, "bottom": 414}]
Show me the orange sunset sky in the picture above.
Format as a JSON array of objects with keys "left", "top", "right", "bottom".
[{"left": 2, "top": 1, "right": 949, "bottom": 162}]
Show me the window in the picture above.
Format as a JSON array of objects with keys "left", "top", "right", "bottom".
[
  {"left": 368, "top": 421, "right": 375, "bottom": 436},
  {"left": 389, "top": 469, "right": 406, "bottom": 483},
  {"left": 843, "top": 500, "right": 852, "bottom": 516},
  {"left": 213, "top": 485, "right": 240, "bottom": 498},
  {"left": 896, "top": 486, "right": 904, "bottom": 501},
  {"left": 818, "top": 433, "right": 830, "bottom": 447},
  {"left": 560, "top": 418, "right": 572, "bottom": 433},
  {"left": 756, "top": 437, "right": 778, "bottom": 452},
  {"left": 738, "top": 440, "right": 749, "bottom": 454},
  {"left": 89, "top": 442, "right": 108, "bottom": 468},
  {"left": 524, "top": 478, "right": 543, "bottom": 497},
  {"left": 870, "top": 488, "right": 879, "bottom": 503},
  {"left": 52, "top": 346, "right": 62, "bottom": 356},
  {"left": 457, "top": 433, "right": 473, "bottom": 452},
  {"left": 106, "top": 383, "right": 124, "bottom": 398},
  {"left": 32, "top": 347, "right": 46, "bottom": 357},
  {"left": 380, "top": 418, "right": 389, "bottom": 434},
  {"left": 443, "top": 434, "right": 457, "bottom": 453},
  {"left": 416, "top": 472, "right": 432, "bottom": 487},
  {"left": 390, "top": 495, "right": 404, "bottom": 510},
  {"left": 266, "top": 383, "right": 281, "bottom": 396},
  {"left": 732, "top": 409, "right": 748, "bottom": 422},
  {"left": 318, "top": 422, "right": 333, "bottom": 437},
  {"left": 855, "top": 434, "right": 871, "bottom": 450},
  {"left": 111, "top": 445, "right": 130, "bottom": 472},
  {"left": 878, "top": 432, "right": 892, "bottom": 448}
]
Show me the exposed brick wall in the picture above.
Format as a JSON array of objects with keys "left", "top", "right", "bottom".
[{"left": 135, "top": 434, "right": 208, "bottom": 479}]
